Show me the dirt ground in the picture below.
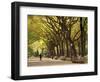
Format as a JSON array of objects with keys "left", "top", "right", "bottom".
[{"left": 28, "top": 56, "right": 74, "bottom": 66}]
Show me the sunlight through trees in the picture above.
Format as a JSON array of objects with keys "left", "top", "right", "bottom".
[{"left": 28, "top": 15, "right": 88, "bottom": 63}]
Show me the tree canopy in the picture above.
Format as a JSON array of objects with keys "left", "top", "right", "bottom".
[{"left": 28, "top": 15, "right": 88, "bottom": 63}]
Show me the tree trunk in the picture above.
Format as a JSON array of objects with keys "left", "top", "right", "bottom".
[
  {"left": 56, "top": 45, "right": 60, "bottom": 57},
  {"left": 66, "top": 40, "right": 69, "bottom": 57},
  {"left": 80, "top": 17, "right": 85, "bottom": 57}
]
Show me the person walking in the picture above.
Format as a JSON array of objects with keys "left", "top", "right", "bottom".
[{"left": 40, "top": 53, "right": 42, "bottom": 61}]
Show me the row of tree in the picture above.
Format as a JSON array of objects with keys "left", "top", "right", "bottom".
[{"left": 28, "top": 15, "right": 88, "bottom": 62}]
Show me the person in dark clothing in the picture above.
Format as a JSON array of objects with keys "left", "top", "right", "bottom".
[{"left": 40, "top": 54, "right": 42, "bottom": 61}]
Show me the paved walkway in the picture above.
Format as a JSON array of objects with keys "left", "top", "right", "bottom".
[{"left": 28, "top": 56, "right": 73, "bottom": 66}]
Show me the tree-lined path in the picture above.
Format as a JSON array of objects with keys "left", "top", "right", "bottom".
[{"left": 28, "top": 15, "right": 88, "bottom": 66}]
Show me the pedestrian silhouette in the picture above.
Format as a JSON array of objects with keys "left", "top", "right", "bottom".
[{"left": 40, "top": 54, "right": 42, "bottom": 61}]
